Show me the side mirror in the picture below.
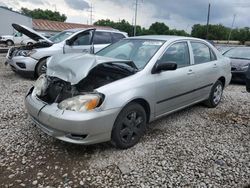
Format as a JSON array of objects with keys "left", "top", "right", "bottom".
[
  {"left": 65, "top": 39, "right": 72, "bottom": 46},
  {"left": 152, "top": 61, "right": 177, "bottom": 74}
]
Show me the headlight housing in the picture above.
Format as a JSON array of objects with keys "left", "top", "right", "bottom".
[
  {"left": 32, "top": 74, "right": 47, "bottom": 97},
  {"left": 58, "top": 94, "right": 101, "bottom": 112},
  {"left": 241, "top": 65, "right": 249, "bottom": 71}
]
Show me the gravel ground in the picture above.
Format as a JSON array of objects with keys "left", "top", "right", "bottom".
[{"left": 0, "top": 54, "right": 249, "bottom": 188}]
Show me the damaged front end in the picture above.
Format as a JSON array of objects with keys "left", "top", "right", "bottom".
[
  {"left": 7, "top": 41, "right": 52, "bottom": 59},
  {"left": 33, "top": 59, "right": 137, "bottom": 112}
]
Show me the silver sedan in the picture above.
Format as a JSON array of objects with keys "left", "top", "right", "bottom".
[{"left": 25, "top": 36, "right": 231, "bottom": 149}]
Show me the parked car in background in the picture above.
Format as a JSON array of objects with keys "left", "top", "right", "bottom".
[
  {"left": 6, "top": 23, "right": 127, "bottom": 77},
  {"left": 25, "top": 36, "right": 231, "bottom": 149},
  {"left": 20, "top": 33, "right": 52, "bottom": 46},
  {"left": 0, "top": 31, "right": 35, "bottom": 46},
  {"left": 223, "top": 47, "right": 250, "bottom": 83},
  {"left": 246, "top": 65, "right": 250, "bottom": 92}
]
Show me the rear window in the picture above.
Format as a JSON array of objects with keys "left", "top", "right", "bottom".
[
  {"left": 93, "top": 31, "right": 112, "bottom": 44},
  {"left": 112, "top": 33, "right": 126, "bottom": 43},
  {"left": 191, "top": 42, "right": 217, "bottom": 64}
]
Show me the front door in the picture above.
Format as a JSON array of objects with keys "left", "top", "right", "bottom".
[
  {"left": 154, "top": 41, "right": 197, "bottom": 117},
  {"left": 64, "top": 30, "right": 93, "bottom": 54}
]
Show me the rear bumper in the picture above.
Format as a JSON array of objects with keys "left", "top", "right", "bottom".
[{"left": 25, "top": 88, "right": 121, "bottom": 145}]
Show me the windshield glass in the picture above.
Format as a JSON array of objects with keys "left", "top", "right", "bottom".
[
  {"left": 224, "top": 47, "right": 250, "bottom": 59},
  {"left": 49, "top": 31, "right": 75, "bottom": 43},
  {"left": 96, "top": 39, "right": 165, "bottom": 70}
]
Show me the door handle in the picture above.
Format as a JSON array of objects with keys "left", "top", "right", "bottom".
[{"left": 187, "top": 69, "right": 194, "bottom": 75}]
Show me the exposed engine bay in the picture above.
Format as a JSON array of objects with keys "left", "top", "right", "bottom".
[
  {"left": 7, "top": 41, "right": 52, "bottom": 58},
  {"left": 35, "top": 62, "right": 137, "bottom": 104}
]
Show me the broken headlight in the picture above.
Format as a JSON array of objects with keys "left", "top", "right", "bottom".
[
  {"left": 32, "top": 74, "right": 47, "bottom": 97},
  {"left": 58, "top": 94, "right": 101, "bottom": 112}
]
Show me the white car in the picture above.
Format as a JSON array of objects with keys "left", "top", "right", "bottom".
[
  {"left": 0, "top": 31, "right": 35, "bottom": 46},
  {"left": 6, "top": 24, "right": 127, "bottom": 77}
]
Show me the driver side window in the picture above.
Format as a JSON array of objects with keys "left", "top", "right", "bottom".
[
  {"left": 159, "top": 42, "right": 190, "bottom": 68},
  {"left": 72, "top": 32, "right": 90, "bottom": 46}
]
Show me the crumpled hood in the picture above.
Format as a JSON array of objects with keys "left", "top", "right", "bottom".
[
  {"left": 47, "top": 53, "right": 134, "bottom": 84},
  {"left": 12, "top": 23, "right": 52, "bottom": 43}
]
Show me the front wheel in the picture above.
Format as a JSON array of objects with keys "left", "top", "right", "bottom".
[
  {"left": 36, "top": 59, "right": 47, "bottom": 77},
  {"left": 6, "top": 40, "right": 14, "bottom": 46},
  {"left": 204, "top": 80, "right": 223, "bottom": 108},
  {"left": 111, "top": 103, "right": 147, "bottom": 149}
]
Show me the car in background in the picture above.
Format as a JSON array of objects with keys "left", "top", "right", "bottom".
[
  {"left": 223, "top": 47, "right": 250, "bottom": 83},
  {"left": 0, "top": 31, "right": 35, "bottom": 46},
  {"left": 20, "top": 33, "right": 52, "bottom": 46},
  {"left": 5, "top": 23, "right": 127, "bottom": 77},
  {"left": 25, "top": 36, "right": 231, "bottom": 149},
  {"left": 246, "top": 65, "right": 250, "bottom": 92}
]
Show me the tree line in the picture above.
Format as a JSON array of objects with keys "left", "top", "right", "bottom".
[{"left": 17, "top": 7, "right": 250, "bottom": 43}]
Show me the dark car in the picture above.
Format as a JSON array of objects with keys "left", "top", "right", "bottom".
[
  {"left": 246, "top": 65, "right": 250, "bottom": 92},
  {"left": 223, "top": 47, "right": 250, "bottom": 83}
]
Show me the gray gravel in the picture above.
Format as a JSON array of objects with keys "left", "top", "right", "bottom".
[{"left": 0, "top": 54, "right": 250, "bottom": 188}]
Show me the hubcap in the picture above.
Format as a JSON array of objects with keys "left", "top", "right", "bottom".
[
  {"left": 120, "top": 111, "right": 143, "bottom": 143},
  {"left": 213, "top": 84, "right": 222, "bottom": 104}
]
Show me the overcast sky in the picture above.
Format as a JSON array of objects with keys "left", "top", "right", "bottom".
[{"left": 1, "top": 0, "right": 250, "bottom": 32}]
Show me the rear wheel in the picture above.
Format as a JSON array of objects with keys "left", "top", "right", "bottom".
[
  {"left": 204, "top": 80, "right": 223, "bottom": 108},
  {"left": 36, "top": 58, "right": 47, "bottom": 77},
  {"left": 111, "top": 103, "right": 147, "bottom": 149}
]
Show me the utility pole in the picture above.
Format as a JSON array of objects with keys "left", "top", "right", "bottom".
[
  {"left": 227, "top": 14, "right": 236, "bottom": 44},
  {"left": 206, "top": 3, "right": 211, "bottom": 39},
  {"left": 134, "top": 0, "right": 138, "bottom": 36},
  {"left": 90, "top": 3, "right": 93, "bottom": 25}
]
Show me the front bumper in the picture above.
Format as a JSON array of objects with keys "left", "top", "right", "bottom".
[
  {"left": 25, "top": 88, "right": 121, "bottom": 145},
  {"left": 6, "top": 56, "right": 38, "bottom": 77}
]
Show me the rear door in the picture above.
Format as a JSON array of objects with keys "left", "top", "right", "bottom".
[
  {"left": 189, "top": 41, "right": 219, "bottom": 99},
  {"left": 154, "top": 41, "right": 197, "bottom": 117},
  {"left": 93, "top": 31, "right": 113, "bottom": 53}
]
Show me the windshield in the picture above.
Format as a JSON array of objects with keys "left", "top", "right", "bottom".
[
  {"left": 96, "top": 39, "right": 165, "bottom": 70},
  {"left": 224, "top": 47, "right": 250, "bottom": 60},
  {"left": 49, "top": 31, "right": 75, "bottom": 43}
]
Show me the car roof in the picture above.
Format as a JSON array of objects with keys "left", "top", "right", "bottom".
[
  {"left": 128, "top": 35, "right": 204, "bottom": 41},
  {"left": 64, "top": 28, "right": 125, "bottom": 34}
]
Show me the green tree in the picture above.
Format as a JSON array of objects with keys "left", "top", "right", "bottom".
[
  {"left": 148, "top": 22, "right": 169, "bottom": 35},
  {"left": 94, "top": 19, "right": 134, "bottom": 36},
  {"left": 21, "top": 8, "right": 67, "bottom": 22}
]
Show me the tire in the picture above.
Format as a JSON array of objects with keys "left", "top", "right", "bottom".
[
  {"left": 27, "top": 42, "right": 33, "bottom": 46},
  {"left": 36, "top": 59, "right": 47, "bottom": 77},
  {"left": 111, "top": 103, "right": 147, "bottom": 149},
  {"left": 6, "top": 40, "right": 14, "bottom": 46},
  {"left": 204, "top": 80, "right": 223, "bottom": 108}
]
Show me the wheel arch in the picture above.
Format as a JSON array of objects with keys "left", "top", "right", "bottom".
[
  {"left": 34, "top": 56, "right": 50, "bottom": 77},
  {"left": 126, "top": 98, "right": 151, "bottom": 123},
  {"left": 218, "top": 76, "right": 226, "bottom": 88}
]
